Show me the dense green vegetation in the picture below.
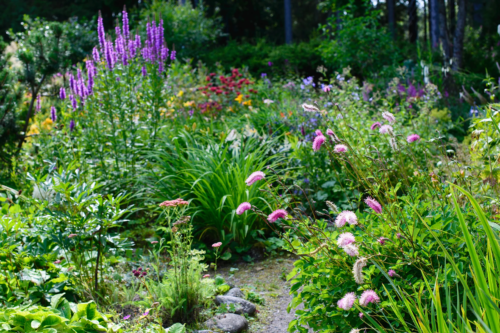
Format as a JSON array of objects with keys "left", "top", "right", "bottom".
[{"left": 1, "top": 0, "right": 500, "bottom": 332}]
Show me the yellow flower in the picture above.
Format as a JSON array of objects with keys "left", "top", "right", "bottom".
[
  {"left": 243, "top": 100, "right": 252, "bottom": 106},
  {"left": 235, "top": 94, "right": 243, "bottom": 104},
  {"left": 184, "top": 101, "right": 195, "bottom": 107},
  {"left": 41, "top": 118, "right": 53, "bottom": 130},
  {"left": 177, "top": 90, "right": 184, "bottom": 97},
  {"left": 27, "top": 124, "right": 40, "bottom": 136}
]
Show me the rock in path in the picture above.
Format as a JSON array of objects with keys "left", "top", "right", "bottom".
[
  {"left": 215, "top": 295, "right": 256, "bottom": 315},
  {"left": 205, "top": 313, "right": 248, "bottom": 333},
  {"left": 225, "top": 288, "right": 245, "bottom": 298}
]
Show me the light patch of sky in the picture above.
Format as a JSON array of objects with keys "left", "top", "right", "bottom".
[{"left": 371, "top": 0, "right": 426, "bottom": 10}]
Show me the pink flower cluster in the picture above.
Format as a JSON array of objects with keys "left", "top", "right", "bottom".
[
  {"left": 335, "top": 211, "right": 358, "bottom": 227},
  {"left": 246, "top": 171, "right": 265, "bottom": 186},
  {"left": 407, "top": 134, "right": 421, "bottom": 143},
  {"left": 337, "top": 290, "right": 380, "bottom": 310},
  {"left": 212, "top": 242, "right": 222, "bottom": 248},
  {"left": 365, "top": 197, "right": 382, "bottom": 214},
  {"left": 159, "top": 198, "right": 189, "bottom": 207},
  {"left": 236, "top": 202, "right": 252, "bottom": 215},
  {"left": 313, "top": 134, "right": 326, "bottom": 151},
  {"left": 267, "top": 209, "right": 288, "bottom": 222},
  {"left": 337, "top": 232, "right": 356, "bottom": 247}
]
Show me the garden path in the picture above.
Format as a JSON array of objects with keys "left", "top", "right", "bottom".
[{"left": 217, "top": 254, "right": 311, "bottom": 333}]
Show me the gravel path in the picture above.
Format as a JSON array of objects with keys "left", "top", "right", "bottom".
[{"left": 217, "top": 255, "right": 310, "bottom": 333}]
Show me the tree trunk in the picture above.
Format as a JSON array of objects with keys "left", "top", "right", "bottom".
[
  {"left": 438, "top": 0, "right": 451, "bottom": 61},
  {"left": 452, "top": 0, "right": 466, "bottom": 70},
  {"left": 408, "top": 0, "right": 418, "bottom": 43},
  {"left": 448, "top": 0, "right": 456, "bottom": 36},
  {"left": 424, "top": 0, "right": 428, "bottom": 43},
  {"left": 284, "top": 0, "right": 292, "bottom": 44},
  {"left": 387, "top": 0, "right": 396, "bottom": 40},
  {"left": 430, "top": 0, "right": 440, "bottom": 49}
]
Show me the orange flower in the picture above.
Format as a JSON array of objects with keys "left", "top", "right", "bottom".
[{"left": 280, "top": 112, "right": 285, "bottom": 118}]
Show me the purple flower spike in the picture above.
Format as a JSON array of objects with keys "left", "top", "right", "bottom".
[
  {"left": 122, "top": 9, "right": 130, "bottom": 40},
  {"left": 36, "top": 95, "right": 41, "bottom": 112},
  {"left": 92, "top": 47, "right": 100, "bottom": 63},
  {"left": 69, "top": 119, "right": 75, "bottom": 132},
  {"left": 59, "top": 87, "right": 66, "bottom": 100},
  {"left": 97, "top": 14, "right": 106, "bottom": 50},
  {"left": 170, "top": 50, "right": 176, "bottom": 61},
  {"left": 50, "top": 106, "right": 57, "bottom": 122},
  {"left": 142, "top": 66, "right": 147, "bottom": 77}
]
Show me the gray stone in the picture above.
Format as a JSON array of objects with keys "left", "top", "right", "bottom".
[
  {"left": 225, "top": 288, "right": 245, "bottom": 298},
  {"left": 215, "top": 296, "right": 256, "bottom": 315},
  {"left": 205, "top": 313, "right": 248, "bottom": 333}
]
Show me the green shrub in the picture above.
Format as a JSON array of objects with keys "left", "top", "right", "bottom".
[
  {"left": 140, "top": 0, "right": 222, "bottom": 60},
  {"left": 0, "top": 37, "right": 21, "bottom": 172},
  {"left": 0, "top": 300, "right": 121, "bottom": 333}
]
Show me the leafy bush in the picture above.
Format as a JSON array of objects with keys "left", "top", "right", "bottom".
[
  {"left": 0, "top": 300, "right": 121, "bottom": 333},
  {"left": 0, "top": 37, "right": 21, "bottom": 170},
  {"left": 140, "top": 0, "right": 222, "bottom": 60},
  {"left": 199, "top": 39, "right": 323, "bottom": 77},
  {"left": 318, "top": 2, "right": 402, "bottom": 79}
]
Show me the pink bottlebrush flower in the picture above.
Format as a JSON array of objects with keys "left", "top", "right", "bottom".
[
  {"left": 343, "top": 244, "right": 359, "bottom": 257},
  {"left": 315, "top": 129, "right": 323, "bottom": 136},
  {"left": 370, "top": 122, "right": 382, "bottom": 130},
  {"left": 151, "top": 241, "right": 159, "bottom": 244},
  {"left": 245, "top": 171, "right": 265, "bottom": 186},
  {"left": 54, "top": 260, "right": 61, "bottom": 264},
  {"left": 396, "top": 233, "right": 402, "bottom": 239},
  {"left": 68, "top": 234, "right": 77, "bottom": 238},
  {"left": 382, "top": 111, "right": 396, "bottom": 124},
  {"left": 334, "top": 144, "right": 348, "bottom": 153},
  {"left": 359, "top": 290, "right": 380, "bottom": 306},
  {"left": 335, "top": 211, "right": 358, "bottom": 227},
  {"left": 159, "top": 198, "right": 189, "bottom": 207},
  {"left": 388, "top": 270, "right": 397, "bottom": 277},
  {"left": 337, "top": 292, "right": 356, "bottom": 310},
  {"left": 337, "top": 232, "right": 356, "bottom": 247},
  {"left": 407, "top": 134, "right": 421, "bottom": 143},
  {"left": 313, "top": 135, "right": 326, "bottom": 151},
  {"left": 359, "top": 313, "right": 364, "bottom": 319},
  {"left": 323, "top": 85, "right": 331, "bottom": 92},
  {"left": 365, "top": 197, "right": 382, "bottom": 214},
  {"left": 379, "top": 125, "right": 393, "bottom": 135},
  {"left": 326, "top": 129, "right": 335, "bottom": 136},
  {"left": 123, "top": 315, "right": 131, "bottom": 320},
  {"left": 267, "top": 209, "right": 288, "bottom": 222},
  {"left": 377, "top": 237, "right": 386, "bottom": 245},
  {"left": 301, "top": 103, "right": 320, "bottom": 112},
  {"left": 212, "top": 242, "right": 222, "bottom": 248},
  {"left": 236, "top": 202, "right": 252, "bottom": 215},
  {"left": 203, "top": 274, "right": 210, "bottom": 278}
]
